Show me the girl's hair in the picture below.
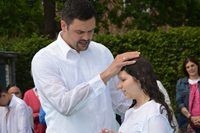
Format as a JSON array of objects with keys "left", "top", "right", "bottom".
[
  {"left": 121, "top": 55, "right": 175, "bottom": 131},
  {"left": 6, "top": 83, "right": 23, "bottom": 92},
  {"left": 182, "top": 57, "right": 200, "bottom": 77}
]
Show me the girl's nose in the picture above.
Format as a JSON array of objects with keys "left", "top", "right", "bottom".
[{"left": 117, "top": 82, "right": 122, "bottom": 89}]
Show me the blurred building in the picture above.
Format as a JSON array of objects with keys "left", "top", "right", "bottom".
[{"left": 0, "top": 51, "right": 18, "bottom": 88}]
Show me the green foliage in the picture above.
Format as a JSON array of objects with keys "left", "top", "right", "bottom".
[
  {"left": 0, "top": 0, "right": 44, "bottom": 37},
  {"left": 1, "top": 27, "right": 200, "bottom": 115},
  {"left": 93, "top": 27, "right": 200, "bottom": 114},
  {"left": 1, "top": 0, "right": 200, "bottom": 37},
  {"left": 107, "top": 0, "right": 200, "bottom": 31},
  {"left": 0, "top": 33, "right": 54, "bottom": 92}
]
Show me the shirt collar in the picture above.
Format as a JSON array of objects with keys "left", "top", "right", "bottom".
[
  {"left": 57, "top": 31, "right": 77, "bottom": 59},
  {"left": 8, "top": 94, "right": 16, "bottom": 108},
  {"left": 57, "top": 31, "right": 92, "bottom": 59}
]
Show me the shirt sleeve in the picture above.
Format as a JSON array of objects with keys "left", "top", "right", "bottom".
[
  {"left": 32, "top": 52, "right": 106, "bottom": 116},
  {"left": 148, "top": 114, "right": 173, "bottom": 133},
  {"left": 175, "top": 79, "right": 185, "bottom": 112},
  {"left": 157, "top": 80, "right": 171, "bottom": 105},
  {"left": 17, "top": 103, "right": 32, "bottom": 133}
]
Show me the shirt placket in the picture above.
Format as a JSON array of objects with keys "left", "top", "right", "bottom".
[{"left": 80, "top": 54, "right": 104, "bottom": 132}]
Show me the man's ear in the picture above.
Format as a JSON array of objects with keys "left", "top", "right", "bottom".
[{"left": 61, "top": 20, "right": 68, "bottom": 32}]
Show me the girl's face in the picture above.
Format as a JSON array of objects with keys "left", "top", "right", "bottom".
[
  {"left": 117, "top": 70, "right": 142, "bottom": 99},
  {"left": 8, "top": 86, "right": 22, "bottom": 99},
  {"left": 186, "top": 61, "right": 199, "bottom": 77}
]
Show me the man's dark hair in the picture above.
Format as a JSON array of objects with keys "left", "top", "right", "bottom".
[
  {"left": 182, "top": 57, "right": 200, "bottom": 77},
  {"left": 62, "top": 0, "right": 97, "bottom": 29},
  {"left": 0, "top": 86, "right": 7, "bottom": 98}
]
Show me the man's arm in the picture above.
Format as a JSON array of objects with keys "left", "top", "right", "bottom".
[
  {"left": 104, "top": 52, "right": 140, "bottom": 115},
  {"left": 32, "top": 51, "right": 139, "bottom": 116},
  {"left": 32, "top": 52, "right": 108, "bottom": 116},
  {"left": 101, "top": 52, "right": 140, "bottom": 84}
]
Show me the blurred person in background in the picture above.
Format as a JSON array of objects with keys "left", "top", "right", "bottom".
[
  {"left": 23, "top": 87, "right": 47, "bottom": 133},
  {"left": 176, "top": 57, "right": 200, "bottom": 133},
  {"left": 7, "top": 83, "right": 34, "bottom": 132},
  {"left": 0, "top": 85, "right": 32, "bottom": 133}
]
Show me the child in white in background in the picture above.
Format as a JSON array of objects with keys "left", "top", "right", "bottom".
[{"left": 0, "top": 85, "right": 32, "bottom": 133}]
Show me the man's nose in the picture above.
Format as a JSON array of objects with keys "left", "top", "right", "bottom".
[{"left": 82, "top": 32, "right": 90, "bottom": 40}]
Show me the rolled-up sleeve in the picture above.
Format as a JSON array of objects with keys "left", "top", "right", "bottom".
[{"left": 32, "top": 53, "right": 106, "bottom": 116}]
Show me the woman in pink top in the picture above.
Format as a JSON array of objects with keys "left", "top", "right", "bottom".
[
  {"left": 23, "top": 88, "right": 46, "bottom": 133},
  {"left": 176, "top": 57, "right": 200, "bottom": 133}
]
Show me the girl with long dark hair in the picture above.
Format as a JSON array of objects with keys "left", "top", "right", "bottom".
[{"left": 102, "top": 55, "right": 175, "bottom": 133}]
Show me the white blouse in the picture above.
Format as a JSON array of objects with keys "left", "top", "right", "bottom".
[
  {"left": 188, "top": 78, "right": 200, "bottom": 85},
  {"left": 119, "top": 100, "right": 174, "bottom": 133}
]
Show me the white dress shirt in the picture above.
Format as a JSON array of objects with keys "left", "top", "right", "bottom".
[
  {"left": 0, "top": 95, "right": 32, "bottom": 133},
  {"left": 119, "top": 100, "right": 174, "bottom": 133},
  {"left": 31, "top": 31, "right": 131, "bottom": 133}
]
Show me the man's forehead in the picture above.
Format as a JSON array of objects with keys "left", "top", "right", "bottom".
[{"left": 70, "top": 18, "right": 96, "bottom": 30}]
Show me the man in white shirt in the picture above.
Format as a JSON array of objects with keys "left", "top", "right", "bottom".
[
  {"left": 31, "top": 0, "right": 140, "bottom": 133},
  {"left": 0, "top": 86, "right": 32, "bottom": 133}
]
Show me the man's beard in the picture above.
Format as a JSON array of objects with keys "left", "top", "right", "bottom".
[{"left": 76, "top": 39, "right": 91, "bottom": 51}]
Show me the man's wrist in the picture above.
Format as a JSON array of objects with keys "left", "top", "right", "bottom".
[{"left": 100, "top": 70, "right": 111, "bottom": 85}]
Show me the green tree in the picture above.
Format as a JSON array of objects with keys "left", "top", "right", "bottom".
[
  {"left": 1, "top": 0, "right": 200, "bottom": 38},
  {"left": 108, "top": 0, "right": 200, "bottom": 31},
  {"left": 0, "top": 0, "right": 44, "bottom": 37}
]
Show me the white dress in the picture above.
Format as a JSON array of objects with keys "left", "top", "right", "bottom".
[{"left": 118, "top": 100, "right": 174, "bottom": 133}]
